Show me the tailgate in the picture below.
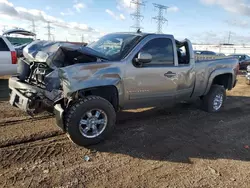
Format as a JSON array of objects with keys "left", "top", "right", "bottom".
[{"left": 0, "top": 51, "right": 12, "bottom": 64}]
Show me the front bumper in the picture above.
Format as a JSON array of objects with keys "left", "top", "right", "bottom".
[
  {"left": 54, "top": 104, "right": 65, "bottom": 131},
  {"left": 246, "top": 73, "right": 250, "bottom": 80},
  {"left": 9, "top": 87, "right": 30, "bottom": 112},
  {"left": 9, "top": 77, "right": 39, "bottom": 113},
  {"left": 9, "top": 76, "right": 66, "bottom": 131}
]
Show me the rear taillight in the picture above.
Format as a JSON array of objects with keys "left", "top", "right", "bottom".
[{"left": 11, "top": 51, "right": 17, "bottom": 64}]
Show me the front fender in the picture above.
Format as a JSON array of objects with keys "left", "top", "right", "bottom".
[
  {"left": 58, "top": 63, "right": 123, "bottom": 98},
  {"left": 204, "top": 68, "right": 234, "bottom": 95}
]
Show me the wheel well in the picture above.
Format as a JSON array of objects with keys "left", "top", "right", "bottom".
[
  {"left": 212, "top": 73, "right": 233, "bottom": 90},
  {"left": 77, "top": 86, "right": 119, "bottom": 111}
]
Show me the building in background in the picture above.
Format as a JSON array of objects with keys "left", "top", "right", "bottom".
[{"left": 193, "top": 44, "right": 250, "bottom": 55}]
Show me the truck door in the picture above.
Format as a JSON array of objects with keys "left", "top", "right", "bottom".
[
  {"left": 175, "top": 40, "right": 196, "bottom": 100},
  {"left": 123, "top": 36, "right": 179, "bottom": 108}
]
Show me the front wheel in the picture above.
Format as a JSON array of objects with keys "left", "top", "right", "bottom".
[
  {"left": 201, "top": 85, "right": 226, "bottom": 113},
  {"left": 65, "top": 96, "right": 116, "bottom": 146}
]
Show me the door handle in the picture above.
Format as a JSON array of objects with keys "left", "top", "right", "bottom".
[{"left": 164, "top": 71, "right": 176, "bottom": 78}]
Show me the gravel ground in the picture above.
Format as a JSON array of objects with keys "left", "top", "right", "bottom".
[{"left": 0, "top": 76, "right": 250, "bottom": 188}]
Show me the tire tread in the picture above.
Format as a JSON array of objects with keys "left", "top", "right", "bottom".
[
  {"left": 64, "top": 96, "right": 116, "bottom": 146},
  {"left": 201, "top": 85, "right": 226, "bottom": 113}
]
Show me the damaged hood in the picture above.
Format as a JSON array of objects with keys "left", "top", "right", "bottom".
[{"left": 23, "top": 40, "right": 109, "bottom": 69}]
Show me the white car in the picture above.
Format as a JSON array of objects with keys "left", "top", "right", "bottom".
[
  {"left": 0, "top": 29, "right": 36, "bottom": 76},
  {"left": 0, "top": 36, "right": 18, "bottom": 76}
]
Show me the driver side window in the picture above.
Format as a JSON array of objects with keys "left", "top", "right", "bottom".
[{"left": 138, "top": 38, "right": 174, "bottom": 67}]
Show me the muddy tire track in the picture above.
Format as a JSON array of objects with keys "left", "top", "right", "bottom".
[
  {"left": 0, "top": 131, "right": 65, "bottom": 148},
  {"left": 0, "top": 116, "right": 64, "bottom": 149},
  {"left": 0, "top": 115, "right": 54, "bottom": 127},
  {"left": 0, "top": 135, "right": 68, "bottom": 164}
]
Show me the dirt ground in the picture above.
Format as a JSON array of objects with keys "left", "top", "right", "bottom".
[{"left": 0, "top": 76, "right": 250, "bottom": 188}]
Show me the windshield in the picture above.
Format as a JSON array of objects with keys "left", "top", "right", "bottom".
[{"left": 87, "top": 33, "right": 142, "bottom": 61}]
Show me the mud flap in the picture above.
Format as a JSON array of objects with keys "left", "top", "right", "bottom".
[{"left": 54, "top": 104, "right": 65, "bottom": 132}]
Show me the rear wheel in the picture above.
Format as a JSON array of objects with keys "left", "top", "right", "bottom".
[
  {"left": 65, "top": 96, "right": 116, "bottom": 146},
  {"left": 201, "top": 85, "right": 226, "bottom": 113}
]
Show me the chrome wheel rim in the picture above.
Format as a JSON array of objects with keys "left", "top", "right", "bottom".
[
  {"left": 79, "top": 109, "right": 108, "bottom": 138},
  {"left": 213, "top": 93, "right": 223, "bottom": 111}
]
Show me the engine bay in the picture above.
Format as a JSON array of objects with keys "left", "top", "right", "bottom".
[{"left": 17, "top": 40, "right": 109, "bottom": 91}]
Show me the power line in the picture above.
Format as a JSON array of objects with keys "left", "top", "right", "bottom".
[
  {"left": 228, "top": 31, "right": 232, "bottom": 44},
  {"left": 31, "top": 20, "right": 36, "bottom": 33},
  {"left": 81, "top": 34, "right": 84, "bottom": 43},
  {"left": 52, "top": 34, "right": 55, "bottom": 41},
  {"left": 152, "top": 3, "right": 168, "bottom": 34},
  {"left": 130, "top": 0, "right": 146, "bottom": 31}
]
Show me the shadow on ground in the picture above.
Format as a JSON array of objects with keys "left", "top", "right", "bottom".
[{"left": 90, "top": 96, "right": 250, "bottom": 163}]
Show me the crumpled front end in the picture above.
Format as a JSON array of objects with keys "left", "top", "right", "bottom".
[
  {"left": 9, "top": 40, "right": 123, "bottom": 131},
  {"left": 8, "top": 40, "right": 99, "bottom": 115},
  {"left": 9, "top": 76, "right": 63, "bottom": 115}
]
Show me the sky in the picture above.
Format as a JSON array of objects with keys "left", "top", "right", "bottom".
[{"left": 1, "top": 0, "right": 250, "bottom": 44}]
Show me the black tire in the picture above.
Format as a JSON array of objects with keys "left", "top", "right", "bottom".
[
  {"left": 201, "top": 85, "right": 226, "bottom": 113},
  {"left": 65, "top": 96, "right": 116, "bottom": 146}
]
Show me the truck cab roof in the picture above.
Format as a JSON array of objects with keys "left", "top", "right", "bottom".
[{"left": 110, "top": 32, "right": 174, "bottom": 38}]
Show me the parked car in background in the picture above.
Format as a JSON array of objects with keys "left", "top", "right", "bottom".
[
  {"left": 216, "top": 53, "right": 226, "bottom": 56},
  {"left": 228, "top": 54, "right": 250, "bottom": 70},
  {"left": 194, "top": 50, "right": 217, "bottom": 55},
  {"left": 0, "top": 29, "right": 37, "bottom": 76},
  {"left": 9, "top": 32, "right": 239, "bottom": 146},
  {"left": 0, "top": 36, "right": 18, "bottom": 76},
  {"left": 193, "top": 50, "right": 201, "bottom": 54},
  {"left": 3, "top": 29, "right": 36, "bottom": 58},
  {"left": 246, "top": 65, "right": 250, "bottom": 85}
]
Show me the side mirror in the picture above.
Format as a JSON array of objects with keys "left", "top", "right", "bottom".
[{"left": 136, "top": 52, "right": 152, "bottom": 64}]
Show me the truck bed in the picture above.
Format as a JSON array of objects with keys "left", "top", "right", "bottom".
[
  {"left": 192, "top": 57, "right": 238, "bottom": 97},
  {"left": 195, "top": 54, "right": 230, "bottom": 62}
]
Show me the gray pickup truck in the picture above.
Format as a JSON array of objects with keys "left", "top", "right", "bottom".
[{"left": 9, "top": 32, "right": 239, "bottom": 146}]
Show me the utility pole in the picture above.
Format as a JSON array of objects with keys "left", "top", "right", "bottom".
[
  {"left": 228, "top": 31, "right": 232, "bottom": 44},
  {"left": 31, "top": 20, "right": 36, "bottom": 34},
  {"left": 152, "top": 3, "right": 168, "bottom": 34},
  {"left": 30, "top": 20, "right": 37, "bottom": 39},
  {"left": 81, "top": 34, "right": 84, "bottom": 43},
  {"left": 52, "top": 35, "right": 55, "bottom": 41},
  {"left": 130, "top": 0, "right": 146, "bottom": 31},
  {"left": 45, "top": 21, "right": 54, "bottom": 41}
]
